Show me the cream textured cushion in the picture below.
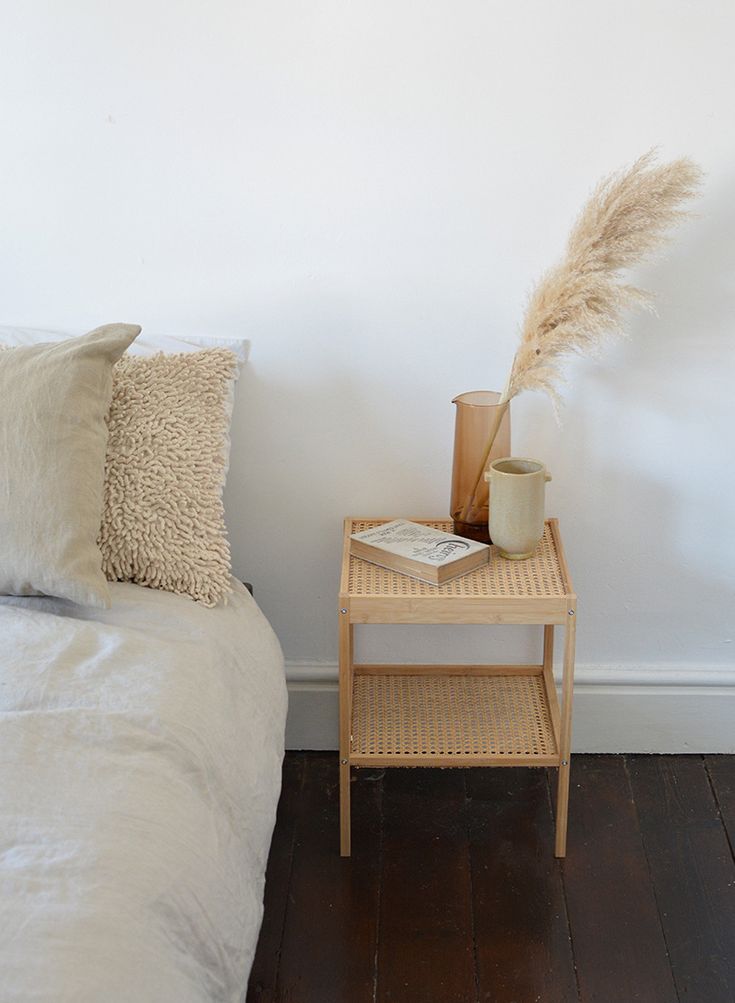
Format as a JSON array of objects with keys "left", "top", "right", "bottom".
[
  {"left": 99, "top": 349, "right": 238, "bottom": 607},
  {"left": 0, "top": 324, "right": 141, "bottom": 607}
]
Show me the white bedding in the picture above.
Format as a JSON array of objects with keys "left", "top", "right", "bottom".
[{"left": 0, "top": 580, "right": 286, "bottom": 1003}]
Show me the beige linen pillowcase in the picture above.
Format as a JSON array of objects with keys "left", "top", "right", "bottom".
[
  {"left": 0, "top": 323, "right": 141, "bottom": 607},
  {"left": 99, "top": 348, "right": 239, "bottom": 607}
]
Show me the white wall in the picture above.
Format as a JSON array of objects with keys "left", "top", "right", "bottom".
[{"left": 1, "top": 2, "right": 733, "bottom": 746}]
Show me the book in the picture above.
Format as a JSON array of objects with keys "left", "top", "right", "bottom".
[{"left": 349, "top": 519, "right": 490, "bottom": 585}]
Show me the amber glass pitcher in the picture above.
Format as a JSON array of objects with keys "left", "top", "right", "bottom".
[{"left": 450, "top": 391, "right": 511, "bottom": 543}]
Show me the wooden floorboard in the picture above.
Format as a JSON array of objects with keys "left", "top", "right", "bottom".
[
  {"left": 246, "top": 753, "right": 303, "bottom": 1003},
  {"left": 466, "top": 767, "right": 578, "bottom": 1003},
  {"left": 377, "top": 767, "right": 476, "bottom": 1003},
  {"left": 248, "top": 754, "right": 735, "bottom": 1003},
  {"left": 560, "top": 756, "right": 677, "bottom": 1003},
  {"left": 706, "top": 754, "right": 735, "bottom": 859},
  {"left": 274, "top": 753, "right": 383, "bottom": 1003},
  {"left": 628, "top": 754, "right": 735, "bottom": 1003}
]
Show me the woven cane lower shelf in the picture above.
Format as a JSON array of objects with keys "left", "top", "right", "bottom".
[{"left": 351, "top": 672, "right": 559, "bottom": 767}]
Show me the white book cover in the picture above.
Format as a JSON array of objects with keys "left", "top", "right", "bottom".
[{"left": 350, "top": 520, "right": 488, "bottom": 566}]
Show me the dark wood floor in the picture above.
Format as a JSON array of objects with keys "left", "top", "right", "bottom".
[{"left": 247, "top": 753, "right": 735, "bottom": 1003}]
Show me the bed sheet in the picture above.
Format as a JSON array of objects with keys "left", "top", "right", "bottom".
[{"left": 0, "top": 579, "right": 286, "bottom": 1002}]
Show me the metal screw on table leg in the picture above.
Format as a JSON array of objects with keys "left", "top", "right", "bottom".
[
  {"left": 568, "top": 610, "right": 575, "bottom": 615},
  {"left": 340, "top": 608, "right": 347, "bottom": 614},
  {"left": 340, "top": 758, "right": 348, "bottom": 765}
]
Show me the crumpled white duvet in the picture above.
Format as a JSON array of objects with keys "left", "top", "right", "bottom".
[{"left": 0, "top": 579, "right": 287, "bottom": 1003}]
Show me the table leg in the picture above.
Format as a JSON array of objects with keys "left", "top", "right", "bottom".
[
  {"left": 555, "top": 604, "right": 577, "bottom": 857},
  {"left": 339, "top": 614, "right": 353, "bottom": 856},
  {"left": 543, "top": 624, "right": 554, "bottom": 674}
]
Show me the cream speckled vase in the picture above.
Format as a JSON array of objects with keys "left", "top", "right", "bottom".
[{"left": 484, "top": 458, "right": 552, "bottom": 560}]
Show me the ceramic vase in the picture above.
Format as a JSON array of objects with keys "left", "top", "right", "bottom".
[{"left": 484, "top": 457, "right": 551, "bottom": 559}]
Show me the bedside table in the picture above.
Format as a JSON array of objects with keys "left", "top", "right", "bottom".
[{"left": 338, "top": 517, "right": 577, "bottom": 858}]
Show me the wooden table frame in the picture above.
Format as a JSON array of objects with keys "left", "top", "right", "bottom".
[{"left": 338, "top": 517, "right": 577, "bottom": 858}]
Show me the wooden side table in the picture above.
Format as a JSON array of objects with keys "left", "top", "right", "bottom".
[{"left": 338, "top": 517, "right": 577, "bottom": 858}]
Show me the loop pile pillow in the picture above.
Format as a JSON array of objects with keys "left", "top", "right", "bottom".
[
  {"left": 0, "top": 324, "right": 141, "bottom": 607},
  {"left": 98, "top": 349, "right": 239, "bottom": 607}
]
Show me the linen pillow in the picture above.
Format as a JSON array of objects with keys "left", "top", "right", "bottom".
[
  {"left": 99, "top": 349, "right": 239, "bottom": 607},
  {"left": 0, "top": 324, "right": 141, "bottom": 607}
]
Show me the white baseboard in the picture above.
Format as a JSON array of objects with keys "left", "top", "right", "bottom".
[{"left": 285, "top": 662, "right": 735, "bottom": 754}]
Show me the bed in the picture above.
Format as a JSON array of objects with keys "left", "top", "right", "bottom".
[{"left": 0, "top": 578, "right": 287, "bottom": 1002}]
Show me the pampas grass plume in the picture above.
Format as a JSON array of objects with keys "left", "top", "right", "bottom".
[
  {"left": 506, "top": 150, "right": 703, "bottom": 410},
  {"left": 460, "top": 150, "right": 703, "bottom": 523}
]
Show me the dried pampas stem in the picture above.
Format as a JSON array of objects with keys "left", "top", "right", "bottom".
[{"left": 459, "top": 150, "right": 703, "bottom": 524}]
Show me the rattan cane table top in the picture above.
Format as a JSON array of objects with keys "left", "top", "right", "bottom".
[{"left": 340, "top": 518, "right": 574, "bottom": 604}]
